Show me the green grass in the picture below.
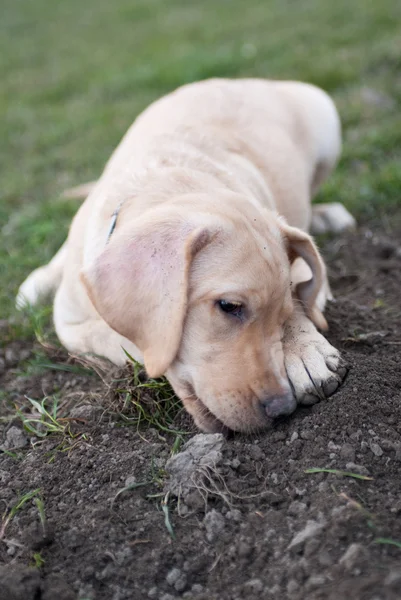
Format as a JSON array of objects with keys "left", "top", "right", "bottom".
[
  {"left": 374, "top": 537, "right": 401, "bottom": 550},
  {"left": 17, "top": 396, "right": 75, "bottom": 438},
  {"left": 1, "top": 0, "right": 401, "bottom": 326},
  {"left": 112, "top": 352, "right": 187, "bottom": 435},
  {"left": 305, "top": 467, "right": 373, "bottom": 481},
  {"left": 0, "top": 488, "right": 42, "bottom": 540}
]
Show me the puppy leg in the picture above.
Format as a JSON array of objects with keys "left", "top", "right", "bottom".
[
  {"left": 310, "top": 203, "right": 356, "bottom": 235},
  {"left": 53, "top": 286, "right": 142, "bottom": 366},
  {"left": 303, "top": 87, "right": 355, "bottom": 236},
  {"left": 16, "top": 242, "right": 68, "bottom": 309},
  {"left": 56, "top": 319, "right": 141, "bottom": 366},
  {"left": 283, "top": 307, "right": 348, "bottom": 405}
]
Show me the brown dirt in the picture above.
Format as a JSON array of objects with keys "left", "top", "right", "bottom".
[{"left": 1, "top": 221, "right": 401, "bottom": 600}]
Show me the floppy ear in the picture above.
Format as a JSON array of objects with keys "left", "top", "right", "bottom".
[
  {"left": 280, "top": 221, "right": 328, "bottom": 330},
  {"left": 80, "top": 216, "right": 214, "bottom": 377}
]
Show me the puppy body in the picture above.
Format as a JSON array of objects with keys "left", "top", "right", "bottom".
[{"left": 18, "top": 78, "right": 352, "bottom": 432}]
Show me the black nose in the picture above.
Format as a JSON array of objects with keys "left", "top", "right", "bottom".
[{"left": 261, "top": 392, "right": 297, "bottom": 418}]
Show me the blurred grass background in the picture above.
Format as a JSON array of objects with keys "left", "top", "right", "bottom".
[{"left": 1, "top": 0, "right": 401, "bottom": 324}]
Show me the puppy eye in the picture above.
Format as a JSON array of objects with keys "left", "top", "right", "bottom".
[{"left": 217, "top": 300, "right": 243, "bottom": 318}]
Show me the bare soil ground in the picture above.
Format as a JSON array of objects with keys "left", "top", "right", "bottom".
[{"left": 1, "top": 221, "right": 401, "bottom": 600}]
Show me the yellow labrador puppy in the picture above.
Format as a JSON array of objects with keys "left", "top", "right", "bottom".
[{"left": 17, "top": 78, "right": 354, "bottom": 433}]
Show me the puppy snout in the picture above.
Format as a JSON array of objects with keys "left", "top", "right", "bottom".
[{"left": 262, "top": 391, "right": 296, "bottom": 419}]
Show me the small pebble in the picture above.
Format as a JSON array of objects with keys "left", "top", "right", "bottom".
[
  {"left": 339, "top": 543, "right": 367, "bottom": 571},
  {"left": 350, "top": 430, "right": 363, "bottom": 442},
  {"left": 345, "top": 462, "right": 370, "bottom": 476},
  {"left": 288, "top": 501, "right": 307, "bottom": 516},
  {"left": 191, "top": 584, "right": 204, "bottom": 593},
  {"left": 166, "top": 567, "right": 187, "bottom": 592},
  {"left": 3, "top": 426, "right": 28, "bottom": 450},
  {"left": 328, "top": 441, "right": 341, "bottom": 452},
  {"left": 340, "top": 443, "right": 356, "bottom": 462},
  {"left": 288, "top": 520, "right": 325, "bottom": 550},
  {"left": 166, "top": 568, "right": 182, "bottom": 587},
  {"left": 249, "top": 446, "right": 264, "bottom": 460},
  {"left": 369, "top": 441, "right": 383, "bottom": 457},
  {"left": 287, "top": 579, "right": 299, "bottom": 594},
  {"left": 226, "top": 509, "right": 242, "bottom": 522},
  {"left": 306, "top": 574, "right": 326, "bottom": 589},
  {"left": 124, "top": 475, "right": 137, "bottom": 487},
  {"left": 244, "top": 578, "right": 263, "bottom": 593},
  {"left": 381, "top": 439, "right": 396, "bottom": 451},
  {"left": 203, "top": 510, "right": 225, "bottom": 543}
]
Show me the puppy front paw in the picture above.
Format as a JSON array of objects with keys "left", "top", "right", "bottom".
[
  {"left": 16, "top": 267, "right": 51, "bottom": 309},
  {"left": 284, "top": 322, "right": 348, "bottom": 406}
]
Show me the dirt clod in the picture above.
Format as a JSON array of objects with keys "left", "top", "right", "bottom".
[
  {"left": 203, "top": 509, "right": 225, "bottom": 543},
  {"left": 0, "top": 567, "right": 40, "bottom": 600},
  {"left": 288, "top": 519, "right": 326, "bottom": 550},
  {"left": 165, "top": 433, "right": 225, "bottom": 497},
  {"left": 339, "top": 543, "right": 368, "bottom": 571},
  {"left": 1, "top": 426, "right": 28, "bottom": 450}
]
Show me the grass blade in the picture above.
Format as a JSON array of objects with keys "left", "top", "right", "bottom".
[
  {"left": 26, "top": 397, "right": 46, "bottom": 415},
  {"left": 162, "top": 492, "right": 175, "bottom": 540},
  {"left": 305, "top": 468, "right": 373, "bottom": 481},
  {"left": 375, "top": 537, "right": 401, "bottom": 549},
  {"left": 0, "top": 489, "right": 41, "bottom": 540},
  {"left": 111, "top": 481, "right": 152, "bottom": 509}
]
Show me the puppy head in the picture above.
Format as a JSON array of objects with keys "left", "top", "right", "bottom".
[{"left": 81, "top": 198, "right": 326, "bottom": 432}]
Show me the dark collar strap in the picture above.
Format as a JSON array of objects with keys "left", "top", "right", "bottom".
[{"left": 106, "top": 199, "right": 128, "bottom": 244}]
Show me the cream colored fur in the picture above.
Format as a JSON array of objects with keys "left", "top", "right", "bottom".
[{"left": 17, "top": 78, "right": 353, "bottom": 432}]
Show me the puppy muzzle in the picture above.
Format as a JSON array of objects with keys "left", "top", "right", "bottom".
[{"left": 261, "top": 391, "right": 297, "bottom": 419}]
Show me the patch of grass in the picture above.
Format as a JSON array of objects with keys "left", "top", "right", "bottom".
[
  {"left": 17, "top": 396, "right": 69, "bottom": 437},
  {"left": 1, "top": 490, "right": 50, "bottom": 567},
  {"left": 19, "top": 351, "right": 96, "bottom": 379},
  {"left": 111, "top": 465, "right": 175, "bottom": 539},
  {"left": 16, "top": 395, "right": 85, "bottom": 440},
  {"left": 0, "top": 488, "right": 41, "bottom": 540},
  {"left": 111, "top": 352, "right": 187, "bottom": 436},
  {"left": 2, "top": 304, "right": 54, "bottom": 347},
  {"left": 171, "top": 435, "right": 185, "bottom": 456},
  {"left": 1, "top": 0, "right": 401, "bottom": 330},
  {"left": 20, "top": 304, "right": 55, "bottom": 346},
  {"left": 31, "top": 552, "right": 45, "bottom": 568}
]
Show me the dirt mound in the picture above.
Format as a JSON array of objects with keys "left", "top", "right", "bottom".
[{"left": 1, "top": 222, "right": 401, "bottom": 600}]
